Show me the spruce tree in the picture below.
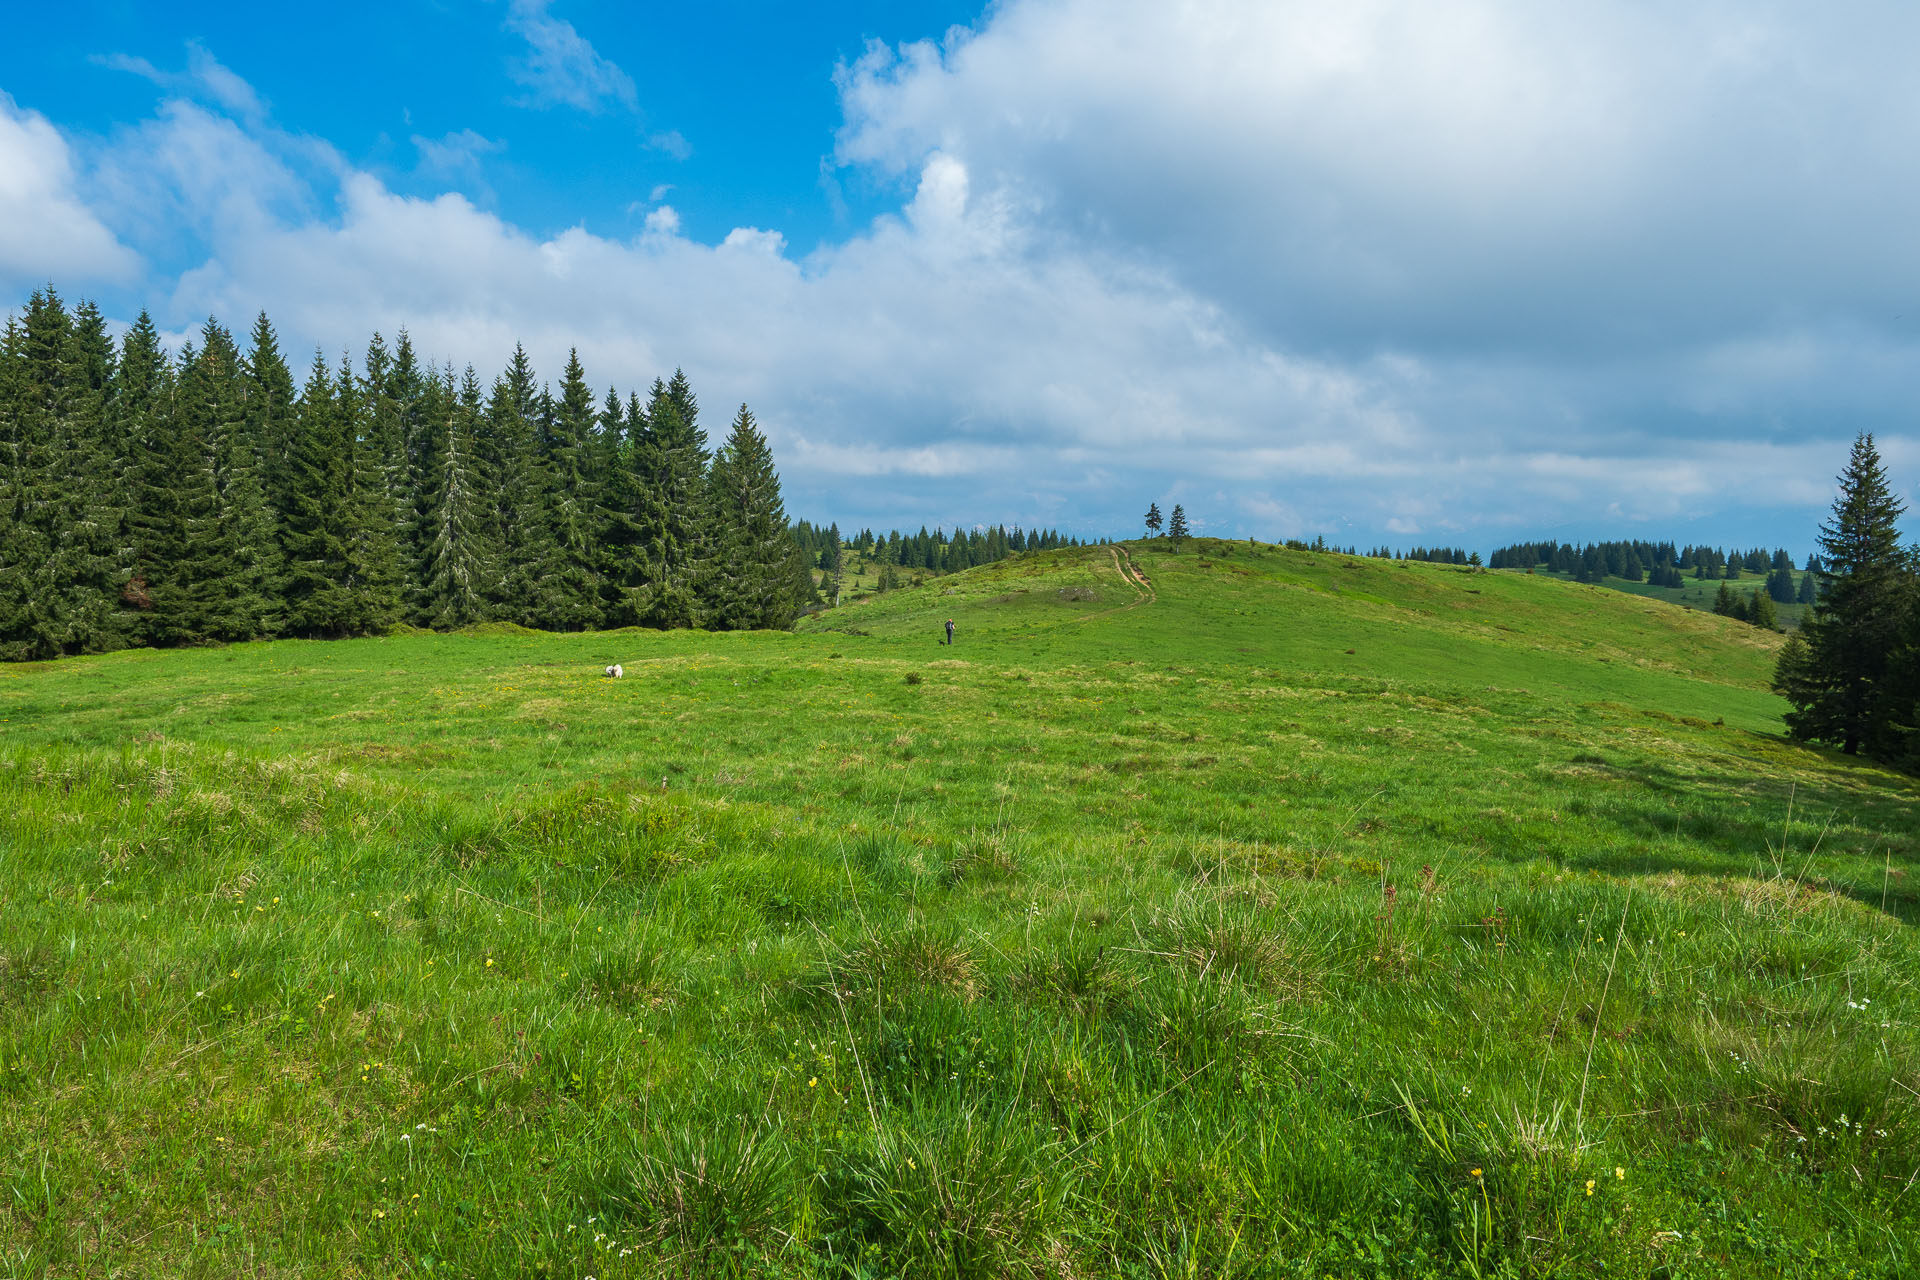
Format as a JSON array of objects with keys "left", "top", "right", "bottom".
[
  {"left": 527, "top": 349, "right": 605, "bottom": 629},
  {"left": 175, "top": 319, "right": 278, "bottom": 640},
  {"left": 485, "top": 346, "right": 554, "bottom": 625},
  {"left": 628, "top": 373, "right": 709, "bottom": 628},
  {"left": 280, "top": 352, "right": 356, "bottom": 636},
  {"left": 0, "top": 292, "right": 129, "bottom": 656},
  {"left": 1168, "top": 503, "right": 1189, "bottom": 548},
  {"left": 1779, "top": 433, "right": 1911, "bottom": 756},
  {"left": 1144, "top": 502, "right": 1162, "bottom": 536},
  {"left": 706, "top": 404, "right": 797, "bottom": 630},
  {"left": 243, "top": 312, "right": 298, "bottom": 542},
  {"left": 116, "top": 311, "right": 173, "bottom": 636},
  {"left": 0, "top": 316, "right": 41, "bottom": 659},
  {"left": 338, "top": 353, "right": 404, "bottom": 633},
  {"left": 417, "top": 367, "right": 498, "bottom": 627},
  {"left": 56, "top": 299, "right": 129, "bottom": 651}
]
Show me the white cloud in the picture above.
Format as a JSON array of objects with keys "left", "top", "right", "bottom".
[
  {"left": 836, "top": 0, "right": 1920, "bottom": 360},
  {"left": 10, "top": 5, "right": 1920, "bottom": 545},
  {"left": 0, "top": 93, "right": 139, "bottom": 293},
  {"left": 412, "top": 129, "right": 504, "bottom": 201},
  {"left": 96, "top": 41, "right": 267, "bottom": 121},
  {"left": 647, "top": 130, "right": 692, "bottom": 160},
  {"left": 503, "top": 0, "right": 638, "bottom": 114}
]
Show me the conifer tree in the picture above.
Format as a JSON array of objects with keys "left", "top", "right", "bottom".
[
  {"left": 707, "top": 404, "right": 798, "bottom": 630},
  {"left": 116, "top": 311, "right": 173, "bottom": 635},
  {"left": 628, "top": 373, "right": 708, "bottom": 628},
  {"left": 56, "top": 299, "right": 129, "bottom": 651},
  {"left": 0, "top": 316, "right": 41, "bottom": 659},
  {"left": 338, "top": 353, "right": 404, "bottom": 632},
  {"left": 280, "top": 352, "right": 357, "bottom": 636},
  {"left": 417, "top": 367, "right": 497, "bottom": 627},
  {"left": 1168, "top": 503, "right": 1189, "bottom": 548},
  {"left": 175, "top": 319, "right": 278, "bottom": 640},
  {"left": 1779, "top": 433, "right": 1912, "bottom": 756},
  {"left": 484, "top": 345, "right": 552, "bottom": 625},
  {"left": 1144, "top": 502, "right": 1162, "bottom": 536},
  {"left": 0, "top": 292, "right": 129, "bottom": 656},
  {"left": 527, "top": 349, "right": 605, "bottom": 629},
  {"left": 243, "top": 312, "right": 298, "bottom": 538}
]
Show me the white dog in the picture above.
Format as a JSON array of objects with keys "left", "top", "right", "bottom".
[{"left": 605, "top": 664, "right": 623, "bottom": 679}]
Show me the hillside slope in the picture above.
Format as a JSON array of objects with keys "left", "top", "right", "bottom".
[{"left": 1, "top": 539, "right": 1915, "bottom": 1277}]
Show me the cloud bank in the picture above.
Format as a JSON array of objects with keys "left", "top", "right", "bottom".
[{"left": 6, "top": 0, "right": 1918, "bottom": 544}]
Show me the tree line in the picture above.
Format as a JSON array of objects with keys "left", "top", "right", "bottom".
[
  {"left": 795, "top": 521, "right": 1082, "bottom": 596},
  {"left": 1489, "top": 539, "right": 1819, "bottom": 601},
  {"left": 1774, "top": 434, "right": 1919, "bottom": 770},
  {"left": 0, "top": 288, "right": 815, "bottom": 661}
]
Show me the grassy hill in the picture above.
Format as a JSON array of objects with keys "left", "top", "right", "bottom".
[
  {"left": 2, "top": 540, "right": 1915, "bottom": 1277},
  {"left": 1525, "top": 565, "right": 1814, "bottom": 630}
]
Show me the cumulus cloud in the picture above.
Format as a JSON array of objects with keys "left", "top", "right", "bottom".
[
  {"left": 836, "top": 0, "right": 1920, "bottom": 361},
  {"left": 12, "top": 3, "right": 1920, "bottom": 542},
  {"left": 503, "top": 0, "right": 638, "bottom": 114},
  {"left": 0, "top": 92, "right": 139, "bottom": 294}
]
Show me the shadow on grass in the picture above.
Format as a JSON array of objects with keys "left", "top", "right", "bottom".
[{"left": 1581, "top": 746, "right": 1920, "bottom": 924}]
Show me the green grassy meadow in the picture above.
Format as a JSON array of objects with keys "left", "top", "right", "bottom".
[
  {"left": 1528, "top": 567, "right": 1813, "bottom": 631},
  {"left": 2, "top": 540, "right": 1916, "bottom": 1278}
]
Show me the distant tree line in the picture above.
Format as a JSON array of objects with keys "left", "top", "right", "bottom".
[
  {"left": 1365, "top": 545, "right": 1477, "bottom": 566},
  {"left": 795, "top": 521, "right": 1082, "bottom": 596},
  {"left": 1774, "top": 434, "right": 1920, "bottom": 769},
  {"left": 1489, "top": 539, "right": 1818, "bottom": 601},
  {"left": 0, "top": 288, "right": 816, "bottom": 661}
]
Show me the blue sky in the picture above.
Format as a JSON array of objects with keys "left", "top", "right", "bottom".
[{"left": 3, "top": 0, "right": 1917, "bottom": 552}]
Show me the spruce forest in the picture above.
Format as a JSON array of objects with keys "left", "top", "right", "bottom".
[
  {"left": 0, "top": 288, "right": 820, "bottom": 659},
  {"left": 0, "top": 289, "right": 1085, "bottom": 663}
]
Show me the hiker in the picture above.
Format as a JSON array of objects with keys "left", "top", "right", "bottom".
[{"left": 945, "top": 618, "right": 955, "bottom": 646}]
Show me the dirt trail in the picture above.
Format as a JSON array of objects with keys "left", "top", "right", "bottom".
[
  {"left": 1111, "top": 546, "right": 1156, "bottom": 604},
  {"left": 1004, "top": 546, "right": 1158, "bottom": 639},
  {"left": 1055, "top": 546, "right": 1156, "bottom": 629}
]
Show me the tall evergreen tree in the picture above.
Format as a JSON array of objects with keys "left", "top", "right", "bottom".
[
  {"left": 597, "top": 390, "right": 649, "bottom": 624},
  {"left": 175, "top": 319, "right": 278, "bottom": 640},
  {"left": 707, "top": 404, "right": 798, "bottom": 630},
  {"left": 1167, "top": 503, "right": 1189, "bottom": 547},
  {"left": 484, "top": 345, "right": 552, "bottom": 625},
  {"left": 338, "top": 353, "right": 404, "bottom": 632},
  {"left": 526, "top": 349, "right": 605, "bottom": 629},
  {"left": 416, "top": 367, "right": 498, "bottom": 627},
  {"left": 1778, "top": 434, "right": 1912, "bottom": 756},
  {"left": 0, "top": 292, "right": 129, "bottom": 656},
  {"left": 280, "top": 352, "right": 357, "bottom": 636},
  {"left": 243, "top": 312, "right": 299, "bottom": 543},
  {"left": 0, "top": 316, "right": 40, "bottom": 659},
  {"left": 117, "top": 311, "right": 174, "bottom": 636},
  {"left": 1144, "top": 502, "right": 1162, "bottom": 537},
  {"left": 628, "top": 373, "right": 708, "bottom": 628}
]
